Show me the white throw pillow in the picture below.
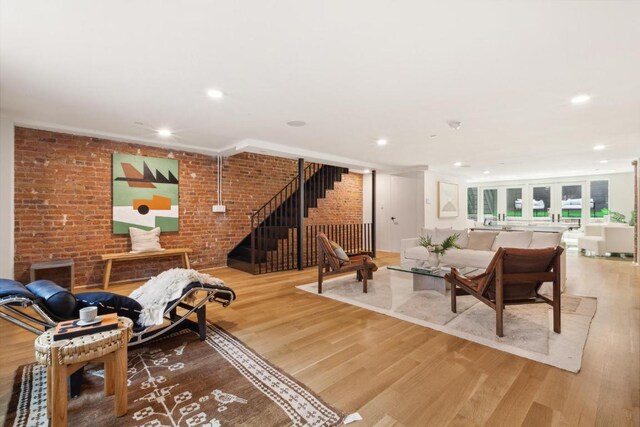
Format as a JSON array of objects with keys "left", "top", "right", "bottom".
[
  {"left": 451, "top": 229, "right": 469, "bottom": 248},
  {"left": 130, "top": 227, "right": 163, "bottom": 253},
  {"left": 491, "top": 231, "right": 533, "bottom": 251},
  {"left": 528, "top": 232, "right": 562, "bottom": 249},
  {"left": 434, "top": 227, "right": 453, "bottom": 242},
  {"left": 421, "top": 228, "right": 435, "bottom": 239}
]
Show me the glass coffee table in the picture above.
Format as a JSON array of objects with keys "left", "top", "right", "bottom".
[{"left": 387, "top": 262, "right": 478, "bottom": 295}]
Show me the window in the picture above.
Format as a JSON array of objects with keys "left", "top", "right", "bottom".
[
  {"left": 590, "top": 180, "right": 609, "bottom": 218},
  {"left": 506, "top": 188, "right": 523, "bottom": 217},
  {"left": 532, "top": 186, "right": 550, "bottom": 217},
  {"left": 467, "top": 187, "right": 478, "bottom": 220},
  {"left": 561, "top": 184, "right": 582, "bottom": 218},
  {"left": 483, "top": 189, "right": 498, "bottom": 219}
]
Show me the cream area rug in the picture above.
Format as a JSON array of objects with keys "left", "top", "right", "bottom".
[{"left": 297, "top": 269, "right": 597, "bottom": 373}]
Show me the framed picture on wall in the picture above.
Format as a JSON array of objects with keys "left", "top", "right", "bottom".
[
  {"left": 112, "top": 153, "right": 179, "bottom": 234},
  {"left": 438, "top": 181, "right": 459, "bottom": 218}
]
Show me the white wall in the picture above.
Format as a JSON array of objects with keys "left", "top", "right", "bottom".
[
  {"left": 423, "top": 170, "right": 469, "bottom": 230},
  {"left": 608, "top": 173, "right": 634, "bottom": 219},
  {"left": 363, "top": 171, "right": 424, "bottom": 252},
  {"left": 0, "top": 115, "right": 14, "bottom": 278}
]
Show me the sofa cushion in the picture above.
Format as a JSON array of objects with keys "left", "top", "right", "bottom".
[
  {"left": 441, "top": 249, "right": 496, "bottom": 269},
  {"left": 491, "top": 231, "right": 533, "bottom": 251},
  {"left": 435, "top": 227, "right": 453, "bottom": 242},
  {"left": 452, "top": 229, "right": 469, "bottom": 248},
  {"left": 529, "top": 232, "right": 562, "bottom": 249},
  {"left": 467, "top": 231, "right": 498, "bottom": 251},
  {"left": 421, "top": 228, "right": 434, "bottom": 239},
  {"left": 405, "top": 245, "right": 429, "bottom": 260}
]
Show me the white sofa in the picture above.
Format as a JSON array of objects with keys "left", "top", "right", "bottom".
[
  {"left": 515, "top": 198, "right": 545, "bottom": 210},
  {"left": 577, "top": 224, "right": 634, "bottom": 256},
  {"left": 561, "top": 198, "right": 594, "bottom": 210},
  {"left": 400, "top": 227, "right": 567, "bottom": 289}
]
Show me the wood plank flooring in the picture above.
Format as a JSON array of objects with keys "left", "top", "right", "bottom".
[{"left": 0, "top": 251, "right": 638, "bottom": 426}]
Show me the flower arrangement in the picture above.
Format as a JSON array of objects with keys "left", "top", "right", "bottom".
[{"left": 418, "top": 233, "right": 460, "bottom": 256}]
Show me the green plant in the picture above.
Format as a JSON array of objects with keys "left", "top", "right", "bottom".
[
  {"left": 609, "top": 211, "right": 627, "bottom": 223},
  {"left": 419, "top": 233, "right": 460, "bottom": 256},
  {"left": 629, "top": 210, "right": 636, "bottom": 227}
]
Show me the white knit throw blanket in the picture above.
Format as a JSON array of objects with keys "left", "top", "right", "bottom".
[{"left": 130, "top": 268, "right": 226, "bottom": 327}]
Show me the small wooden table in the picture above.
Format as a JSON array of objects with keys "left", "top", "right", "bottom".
[
  {"left": 34, "top": 317, "right": 133, "bottom": 427},
  {"left": 30, "top": 259, "right": 75, "bottom": 292},
  {"left": 100, "top": 248, "right": 192, "bottom": 289}
]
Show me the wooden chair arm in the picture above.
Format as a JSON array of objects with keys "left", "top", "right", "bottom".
[{"left": 448, "top": 268, "right": 482, "bottom": 289}]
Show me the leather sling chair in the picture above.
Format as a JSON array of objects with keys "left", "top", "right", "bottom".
[
  {"left": 0, "top": 278, "right": 236, "bottom": 346},
  {"left": 445, "top": 246, "right": 563, "bottom": 337},
  {"left": 0, "top": 277, "right": 236, "bottom": 398}
]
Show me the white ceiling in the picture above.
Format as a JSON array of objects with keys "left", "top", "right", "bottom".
[{"left": 1, "top": 1, "right": 639, "bottom": 179}]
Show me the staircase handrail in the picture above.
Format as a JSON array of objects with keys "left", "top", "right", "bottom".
[{"left": 250, "top": 162, "right": 320, "bottom": 223}]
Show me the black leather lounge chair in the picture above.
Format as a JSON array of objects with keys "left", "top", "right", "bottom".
[{"left": 0, "top": 278, "right": 236, "bottom": 346}]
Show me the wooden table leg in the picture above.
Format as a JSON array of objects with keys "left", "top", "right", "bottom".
[
  {"left": 102, "top": 259, "right": 113, "bottom": 290},
  {"left": 183, "top": 253, "right": 191, "bottom": 270},
  {"left": 113, "top": 346, "right": 128, "bottom": 417},
  {"left": 104, "top": 360, "right": 114, "bottom": 396},
  {"left": 51, "top": 347, "right": 68, "bottom": 427},
  {"left": 47, "top": 367, "right": 52, "bottom": 419}
]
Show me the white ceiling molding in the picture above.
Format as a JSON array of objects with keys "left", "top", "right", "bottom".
[
  {"left": 9, "top": 117, "right": 393, "bottom": 171},
  {"left": 220, "top": 138, "right": 389, "bottom": 171}
]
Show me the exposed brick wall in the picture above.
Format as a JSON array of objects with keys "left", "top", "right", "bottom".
[
  {"left": 307, "top": 173, "right": 363, "bottom": 225},
  {"left": 14, "top": 127, "right": 363, "bottom": 286}
]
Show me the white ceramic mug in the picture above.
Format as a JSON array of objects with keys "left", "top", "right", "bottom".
[{"left": 79, "top": 306, "right": 98, "bottom": 322}]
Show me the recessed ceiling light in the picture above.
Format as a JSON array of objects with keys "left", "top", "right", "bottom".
[
  {"left": 571, "top": 93, "right": 591, "bottom": 105},
  {"left": 593, "top": 144, "right": 606, "bottom": 151},
  {"left": 364, "top": 169, "right": 371, "bottom": 174},
  {"left": 376, "top": 139, "right": 388, "bottom": 146},
  {"left": 157, "top": 128, "right": 172, "bottom": 137},
  {"left": 483, "top": 170, "right": 490, "bottom": 174},
  {"left": 207, "top": 89, "right": 225, "bottom": 99},
  {"left": 599, "top": 160, "right": 608, "bottom": 164},
  {"left": 286, "top": 120, "right": 307, "bottom": 127},
  {"left": 453, "top": 161, "right": 463, "bottom": 167},
  {"left": 448, "top": 120, "right": 462, "bottom": 130}
]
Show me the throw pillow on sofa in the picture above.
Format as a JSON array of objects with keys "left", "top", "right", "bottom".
[
  {"left": 130, "top": 227, "right": 163, "bottom": 253},
  {"left": 491, "top": 231, "right": 533, "bottom": 251},
  {"left": 451, "top": 229, "right": 469, "bottom": 248},
  {"left": 435, "top": 227, "right": 453, "bottom": 242},
  {"left": 468, "top": 231, "right": 499, "bottom": 251},
  {"left": 529, "top": 232, "right": 562, "bottom": 249}
]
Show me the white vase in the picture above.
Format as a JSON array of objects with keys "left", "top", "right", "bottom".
[{"left": 427, "top": 252, "right": 440, "bottom": 267}]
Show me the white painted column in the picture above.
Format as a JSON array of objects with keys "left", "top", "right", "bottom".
[{"left": 0, "top": 115, "right": 14, "bottom": 278}]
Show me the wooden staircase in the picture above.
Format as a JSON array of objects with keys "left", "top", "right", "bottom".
[{"left": 227, "top": 163, "right": 350, "bottom": 274}]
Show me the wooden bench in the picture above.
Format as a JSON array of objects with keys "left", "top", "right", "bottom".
[{"left": 100, "top": 248, "right": 192, "bottom": 289}]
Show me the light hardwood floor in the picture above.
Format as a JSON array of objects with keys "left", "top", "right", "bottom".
[{"left": 1, "top": 251, "right": 638, "bottom": 426}]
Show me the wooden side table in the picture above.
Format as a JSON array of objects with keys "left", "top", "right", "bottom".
[
  {"left": 34, "top": 317, "right": 133, "bottom": 427},
  {"left": 30, "top": 259, "right": 75, "bottom": 292}
]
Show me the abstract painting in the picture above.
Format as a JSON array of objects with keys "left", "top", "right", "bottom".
[
  {"left": 438, "top": 181, "right": 459, "bottom": 218},
  {"left": 112, "top": 153, "right": 179, "bottom": 234}
]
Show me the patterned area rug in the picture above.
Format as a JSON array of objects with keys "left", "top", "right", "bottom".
[
  {"left": 298, "top": 269, "right": 597, "bottom": 373},
  {"left": 4, "top": 325, "right": 343, "bottom": 427}
]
